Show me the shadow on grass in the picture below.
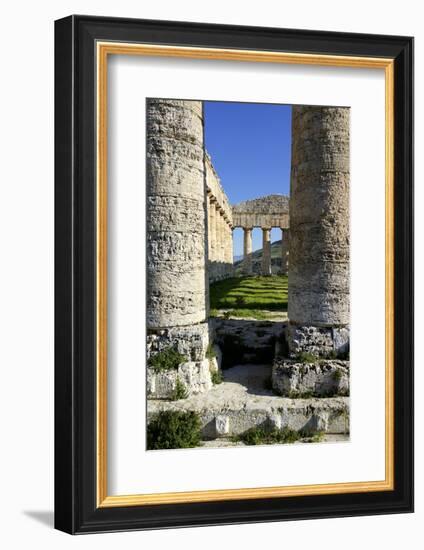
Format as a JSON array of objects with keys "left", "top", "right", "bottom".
[{"left": 210, "top": 275, "right": 288, "bottom": 312}]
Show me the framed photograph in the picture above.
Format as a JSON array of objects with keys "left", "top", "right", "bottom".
[{"left": 54, "top": 15, "right": 413, "bottom": 534}]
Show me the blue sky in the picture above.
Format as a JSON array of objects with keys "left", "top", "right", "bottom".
[{"left": 204, "top": 101, "right": 292, "bottom": 258}]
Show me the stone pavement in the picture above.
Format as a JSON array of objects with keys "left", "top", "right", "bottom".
[{"left": 147, "top": 363, "right": 350, "bottom": 443}]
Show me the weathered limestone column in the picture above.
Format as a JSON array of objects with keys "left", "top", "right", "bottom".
[
  {"left": 225, "top": 222, "right": 233, "bottom": 276},
  {"left": 206, "top": 196, "right": 211, "bottom": 260},
  {"left": 261, "top": 228, "right": 272, "bottom": 276},
  {"left": 146, "top": 99, "right": 209, "bottom": 361},
  {"left": 281, "top": 228, "right": 289, "bottom": 275},
  {"left": 243, "top": 227, "right": 253, "bottom": 275},
  {"left": 219, "top": 216, "right": 225, "bottom": 277},
  {"left": 229, "top": 225, "right": 234, "bottom": 273},
  {"left": 288, "top": 105, "right": 350, "bottom": 357},
  {"left": 209, "top": 197, "right": 217, "bottom": 264},
  {"left": 219, "top": 212, "right": 226, "bottom": 278},
  {"left": 215, "top": 204, "right": 222, "bottom": 278}
]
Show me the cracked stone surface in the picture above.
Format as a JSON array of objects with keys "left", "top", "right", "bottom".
[
  {"left": 288, "top": 106, "right": 350, "bottom": 354},
  {"left": 147, "top": 364, "right": 350, "bottom": 439},
  {"left": 272, "top": 358, "right": 350, "bottom": 397}
]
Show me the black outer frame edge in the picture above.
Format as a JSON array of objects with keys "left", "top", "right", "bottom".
[
  {"left": 54, "top": 16, "right": 76, "bottom": 534},
  {"left": 53, "top": 15, "right": 414, "bottom": 535},
  {"left": 393, "top": 36, "right": 414, "bottom": 513}
]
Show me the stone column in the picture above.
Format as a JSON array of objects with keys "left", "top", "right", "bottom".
[
  {"left": 209, "top": 197, "right": 216, "bottom": 263},
  {"left": 262, "top": 228, "right": 272, "bottom": 276},
  {"left": 146, "top": 99, "right": 209, "bottom": 360},
  {"left": 288, "top": 105, "right": 350, "bottom": 357},
  {"left": 281, "top": 228, "right": 289, "bottom": 275},
  {"left": 243, "top": 227, "right": 253, "bottom": 275},
  {"left": 228, "top": 225, "right": 234, "bottom": 276},
  {"left": 220, "top": 211, "right": 227, "bottom": 279},
  {"left": 224, "top": 221, "right": 232, "bottom": 277},
  {"left": 215, "top": 204, "right": 222, "bottom": 278}
]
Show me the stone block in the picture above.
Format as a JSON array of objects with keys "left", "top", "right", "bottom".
[
  {"left": 272, "top": 358, "right": 349, "bottom": 397},
  {"left": 286, "top": 323, "right": 350, "bottom": 357},
  {"left": 147, "top": 322, "right": 210, "bottom": 362},
  {"left": 147, "top": 359, "right": 212, "bottom": 400},
  {"left": 215, "top": 415, "right": 230, "bottom": 436},
  {"left": 147, "top": 396, "right": 350, "bottom": 437}
]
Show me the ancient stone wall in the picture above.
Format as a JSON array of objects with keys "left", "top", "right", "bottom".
[
  {"left": 288, "top": 106, "right": 350, "bottom": 355},
  {"left": 206, "top": 153, "right": 234, "bottom": 282}
]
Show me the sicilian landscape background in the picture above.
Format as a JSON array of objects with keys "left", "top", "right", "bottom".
[{"left": 204, "top": 101, "right": 292, "bottom": 258}]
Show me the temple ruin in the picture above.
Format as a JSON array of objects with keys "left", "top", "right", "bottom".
[
  {"left": 206, "top": 153, "right": 234, "bottom": 282},
  {"left": 232, "top": 195, "right": 290, "bottom": 275},
  {"left": 146, "top": 98, "right": 350, "bottom": 444}
]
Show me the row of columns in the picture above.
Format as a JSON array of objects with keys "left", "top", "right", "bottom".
[
  {"left": 207, "top": 194, "right": 233, "bottom": 280},
  {"left": 242, "top": 227, "right": 289, "bottom": 276}
]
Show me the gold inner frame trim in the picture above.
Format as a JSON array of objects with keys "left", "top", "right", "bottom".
[{"left": 96, "top": 41, "right": 395, "bottom": 508}]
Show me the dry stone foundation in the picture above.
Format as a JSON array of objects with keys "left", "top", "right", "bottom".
[
  {"left": 147, "top": 324, "right": 209, "bottom": 362},
  {"left": 147, "top": 359, "right": 212, "bottom": 399},
  {"left": 286, "top": 324, "right": 349, "bottom": 358},
  {"left": 272, "top": 358, "right": 349, "bottom": 397},
  {"left": 212, "top": 318, "right": 285, "bottom": 367},
  {"left": 148, "top": 385, "right": 349, "bottom": 438}
]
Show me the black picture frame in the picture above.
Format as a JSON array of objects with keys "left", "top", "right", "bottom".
[{"left": 55, "top": 14, "right": 414, "bottom": 534}]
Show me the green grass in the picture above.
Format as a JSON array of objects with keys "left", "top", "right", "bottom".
[
  {"left": 148, "top": 347, "right": 186, "bottom": 373},
  {"left": 210, "top": 276, "right": 288, "bottom": 317},
  {"left": 210, "top": 369, "right": 223, "bottom": 385},
  {"left": 147, "top": 410, "right": 201, "bottom": 450},
  {"left": 295, "top": 351, "right": 319, "bottom": 363},
  {"left": 205, "top": 343, "right": 216, "bottom": 360},
  {"left": 233, "top": 426, "right": 327, "bottom": 446},
  {"left": 233, "top": 426, "right": 300, "bottom": 446},
  {"left": 170, "top": 378, "right": 188, "bottom": 401}
]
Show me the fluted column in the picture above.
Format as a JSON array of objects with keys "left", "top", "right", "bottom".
[
  {"left": 146, "top": 99, "right": 209, "bottom": 359},
  {"left": 209, "top": 197, "right": 216, "bottom": 263},
  {"left": 215, "top": 205, "right": 222, "bottom": 278},
  {"left": 243, "top": 228, "right": 253, "bottom": 275},
  {"left": 262, "top": 228, "right": 272, "bottom": 276},
  {"left": 281, "top": 228, "right": 289, "bottom": 275},
  {"left": 228, "top": 225, "right": 234, "bottom": 274},
  {"left": 224, "top": 222, "right": 233, "bottom": 276},
  {"left": 220, "top": 214, "right": 225, "bottom": 273},
  {"left": 288, "top": 105, "right": 350, "bottom": 356}
]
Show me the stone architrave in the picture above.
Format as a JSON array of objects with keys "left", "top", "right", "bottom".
[
  {"left": 232, "top": 195, "right": 289, "bottom": 230},
  {"left": 243, "top": 227, "right": 253, "bottom": 275},
  {"left": 288, "top": 106, "right": 350, "bottom": 356},
  {"left": 261, "top": 228, "right": 272, "bottom": 275},
  {"left": 146, "top": 98, "right": 209, "bottom": 359}
]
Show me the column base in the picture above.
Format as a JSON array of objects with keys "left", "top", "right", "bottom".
[
  {"left": 147, "top": 321, "right": 210, "bottom": 362},
  {"left": 286, "top": 323, "right": 349, "bottom": 359},
  {"left": 272, "top": 357, "right": 349, "bottom": 397}
]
